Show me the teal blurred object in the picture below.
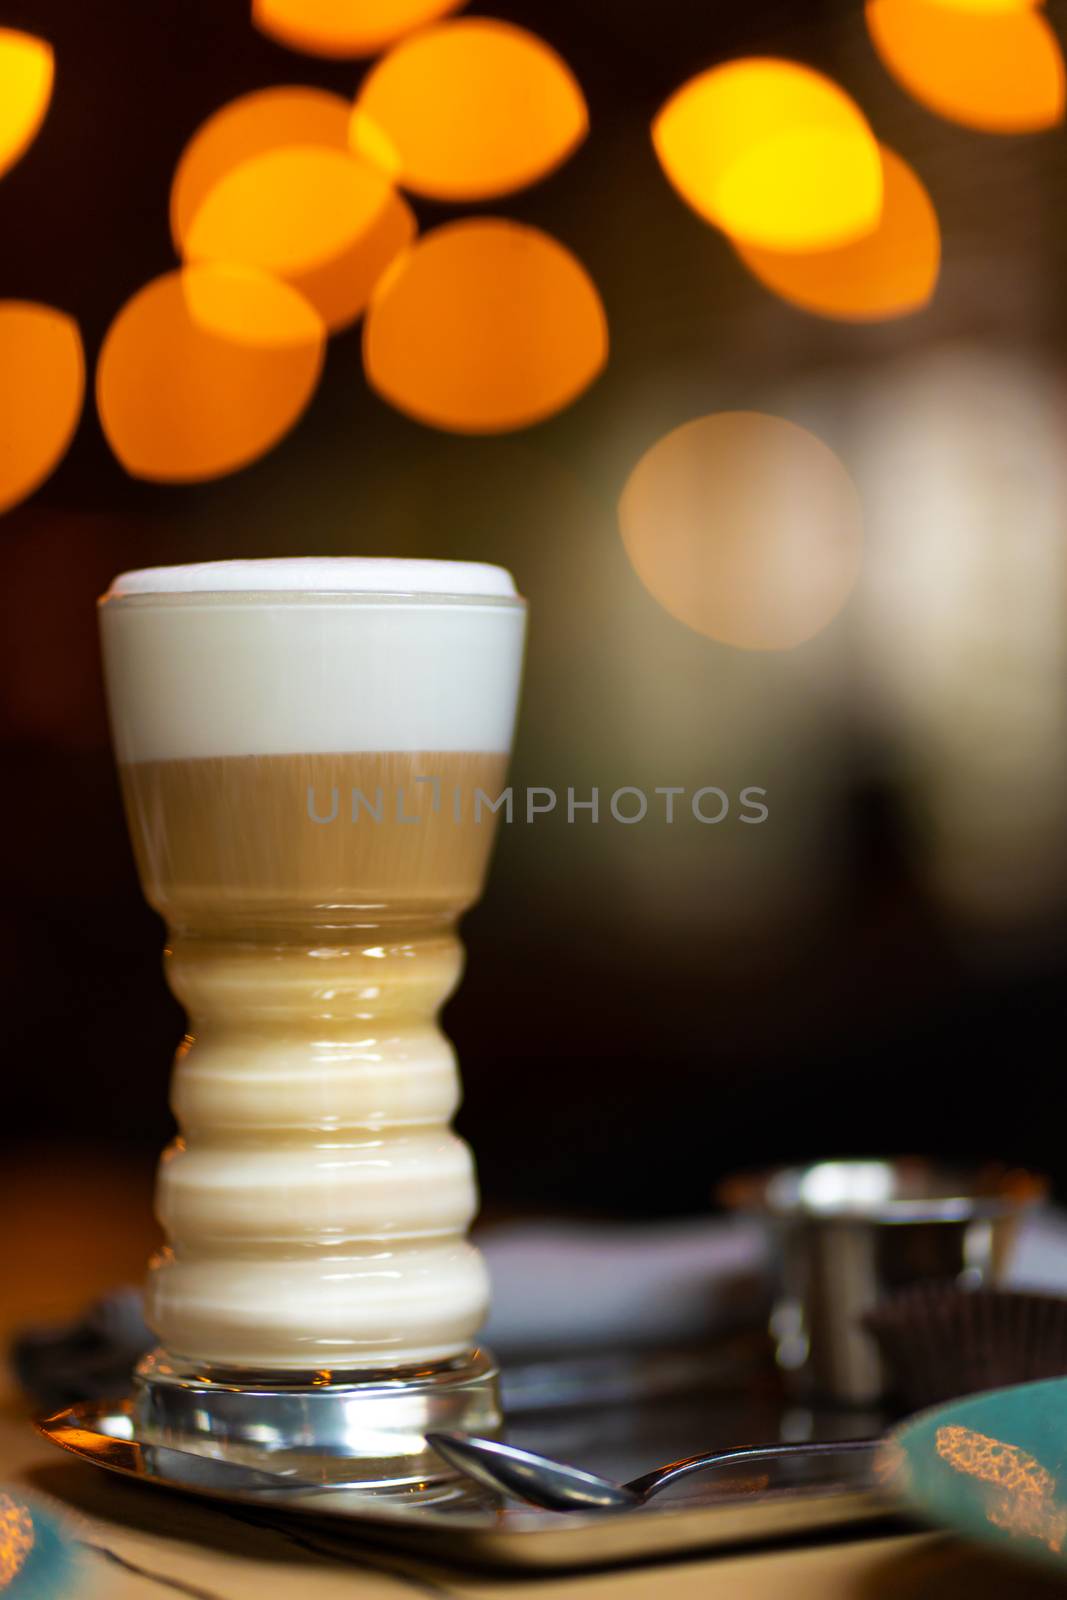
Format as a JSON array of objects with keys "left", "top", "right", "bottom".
[
  {"left": 883, "top": 1378, "right": 1067, "bottom": 1573},
  {"left": 0, "top": 1489, "right": 85, "bottom": 1599}
]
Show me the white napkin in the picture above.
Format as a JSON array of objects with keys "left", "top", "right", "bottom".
[
  {"left": 477, "top": 1215, "right": 770, "bottom": 1356},
  {"left": 1007, "top": 1207, "right": 1067, "bottom": 1292},
  {"left": 477, "top": 1206, "right": 1067, "bottom": 1357}
]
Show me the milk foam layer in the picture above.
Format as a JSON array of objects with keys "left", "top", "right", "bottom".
[
  {"left": 104, "top": 557, "right": 519, "bottom": 598},
  {"left": 100, "top": 561, "right": 525, "bottom": 762}
]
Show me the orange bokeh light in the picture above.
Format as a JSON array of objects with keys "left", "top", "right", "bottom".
[
  {"left": 619, "top": 413, "right": 863, "bottom": 651},
  {"left": 0, "top": 303, "right": 84, "bottom": 515},
  {"left": 735, "top": 146, "right": 940, "bottom": 322},
  {"left": 173, "top": 90, "right": 413, "bottom": 332},
  {"left": 0, "top": 29, "right": 53, "bottom": 181},
  {"left": 364, "top": 219, "right": 607, "bottom": 433},
  {"left": 867, "top": 0, "right": 1065, "bottom": 131},
  {"left": 929, "top": 0, "right": 1039, "bottom": 9},
  {"left": 253, "top": 0, "right": 466, "bottom": 58},
  {"left": 354, "top": 19, "right": 588, "bottom": 200},
  {"left": 97, "top": 266, "right": 325, "bottom": 483},
  {"left": 182, "top": 145, "right": 415, "bottom": 332},
  {"left": 653, "top": 58, "right": 883, "bottom": 252},
  {"left": 171, "top": 87, "right": 351, "bottom": 246}
]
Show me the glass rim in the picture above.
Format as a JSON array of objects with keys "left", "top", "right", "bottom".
[
  {"left": 98, "top": 588, "right": 527, "bottom": 611},
  {"left": 100, "top": 556, "right": 522, "bottom": 605}
]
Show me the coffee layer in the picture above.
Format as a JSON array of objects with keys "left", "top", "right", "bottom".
[{"left": 121, "top": 750, "right": 510, "bottom": 920}]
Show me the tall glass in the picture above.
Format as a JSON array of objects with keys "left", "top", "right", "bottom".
[{"left": 98, "top": 558, "right": 525, "bottom": 1482}]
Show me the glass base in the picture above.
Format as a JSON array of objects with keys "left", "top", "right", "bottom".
[{"left": 133, "top": 1346, "right": 501, "bottom": 1487}]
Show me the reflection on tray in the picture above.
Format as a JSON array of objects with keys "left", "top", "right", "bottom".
[{"left": 36, "top": 1390, "right": 895, "bottom": 1573}]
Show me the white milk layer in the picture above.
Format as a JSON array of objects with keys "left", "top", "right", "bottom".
[
  {"left": 99, "top": 559, "right": 525, "bottom": 762},
  {"left": 150, "top": 886, "right": 491, "bottom": 1367}
]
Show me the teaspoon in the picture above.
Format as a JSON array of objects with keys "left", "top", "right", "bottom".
[{"left": 427, "top": 1430, "right": 877, "bottom": 1513}]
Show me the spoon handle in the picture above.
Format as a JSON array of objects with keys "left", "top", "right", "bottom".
[{"left": 628, "top": 1437, "right": 877, "bottom": 1501}]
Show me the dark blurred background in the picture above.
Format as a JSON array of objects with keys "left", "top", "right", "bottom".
[{"left": 2, "top": 0, "right": 1065, "bottom": 1218}]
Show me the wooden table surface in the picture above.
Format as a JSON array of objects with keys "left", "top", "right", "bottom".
[{"left": 3, "top": 1150, "right": 1066, "bottom": 1598}]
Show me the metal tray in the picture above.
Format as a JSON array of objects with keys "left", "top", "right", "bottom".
[{"left": 36, "top": 1398, "right": 894, "bottom": 1571}]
